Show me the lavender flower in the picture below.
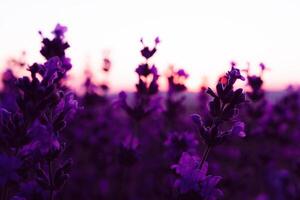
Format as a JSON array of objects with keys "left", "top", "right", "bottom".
[
  {"left": 172, "top": 152, "right": 223, "bottom": 199},
  {"left": 172, "top": 152, "right": 206, "bottom": 193},
  {"left": 193, "top": 66, "right": 246, "bottom": 148},
  {"left": 117, "top": 38, "right": 161, "bottom": 122},
  {"left": 164, "top": 67, "right": 189, "bottom": 131},
  {"left": 0, "top": 25, "right": 77, "bottom": 200},
  {"left": 40, "top": 24, "right": 72, "bottom": 74},
  {"left": 140, "top": 37, "right": 160, "bottom": 59}
]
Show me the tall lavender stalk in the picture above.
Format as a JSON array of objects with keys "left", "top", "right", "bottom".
[{"left": 192, "top": 64, "right": 246, "bottom": 168}]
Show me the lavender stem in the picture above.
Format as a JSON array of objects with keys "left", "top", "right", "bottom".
[{"left": 199, "top": 145, "right": 211, "bottom": 169}]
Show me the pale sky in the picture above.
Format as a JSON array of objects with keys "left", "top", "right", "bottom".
[{"left": 0, "top": 0, "right": 300, "bottom": 92}]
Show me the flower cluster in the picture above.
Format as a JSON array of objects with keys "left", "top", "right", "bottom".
[
  {"left": 172, "top": 152, "right": 223, "bottom": 200},
  {"left": 40, "top": 24, "right": 72, "bottom": 77},
  {"left": 0, "top": 25, "right": 78, "bottom": 200},
  {"left": 164, "top": 67, "right": 189, "bottom": 131},
  {"left": 192, "top": 65, "right": 246, "bottom": 148},
  {"left": 118, "top": 37, "right": 161, "bottom": 122},
  {"left": 241, "top": 63, "right": 270, "bottom": 136}
]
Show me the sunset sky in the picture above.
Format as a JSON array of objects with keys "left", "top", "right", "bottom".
[{"left": 0, "top": 0, "right": 300, "bottom": 92}]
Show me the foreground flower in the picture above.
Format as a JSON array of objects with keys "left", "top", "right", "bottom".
[
  {"left": 192, "top": 66, "right": 246, "bottom": 148},
  {"left": 171, "top": 152, "right": 223, "bottom": 199}
]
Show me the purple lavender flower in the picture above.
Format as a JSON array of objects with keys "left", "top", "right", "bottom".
[
  {"left": 25, "top": 121, "right": 61, "bottom": 158},
  {"left": 172, "top": 152, "right": 223, "bottom": 199},
  {"left": 167, "top": 66, "right": 189, "bottom": 94},
  {"left": 40, "top": 24, "right": 72, "bottom": 73},
  {"left": 187, "top": 65, "right": 246, "bottom": 200},
  {"left": 172, "top": 152, "right": 206, "bottom": 193},
  {"left": 140, "top": 37, "right": 159, "bottom": 59},
  {"left": 198, "top": 85, "right": 210, "bottom": 122},
  {"left": 0, "top": 25, "right": 77, "bottom": 200},
  {"left": 241, "top": 64, "right": 270, "bottom": 136},
  {"left": 246, "top": 64, "right": 266, "bottom": 102},
  {"left": 51, "top": 24, "right": 67, "bottom": 39},
  {"left": 135, "top": 63, "right": 152, "bottom": 77},
  {"left": 0, "top": 70, "right": 18, "bottom": 111},
  {"left": 117, "top": 38, "right": 161, "bottom": 122},
  {"left": 193, "top": 66, "right": 246, "bottom": 148},
  {"left": 226, "top": 65, "right": 245, "bottom": 84},
  {"left": 200, "top": 175, "right": 223, "bottom": 200},
  {"left": 163, "top": 67, "right": 189, "bottom": 131}
]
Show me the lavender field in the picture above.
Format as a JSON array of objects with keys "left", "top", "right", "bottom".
[{"left": 0, "top": 23, "right": 299, "bottom": 200}]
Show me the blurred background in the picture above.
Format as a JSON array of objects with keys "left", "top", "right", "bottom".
[{"left": 1, "top": 0, "right": 300, "bottom": 92}]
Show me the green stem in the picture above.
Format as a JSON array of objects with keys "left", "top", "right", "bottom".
[{"left": 199, "top": 145, "right": 211, "bottom": 169}]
